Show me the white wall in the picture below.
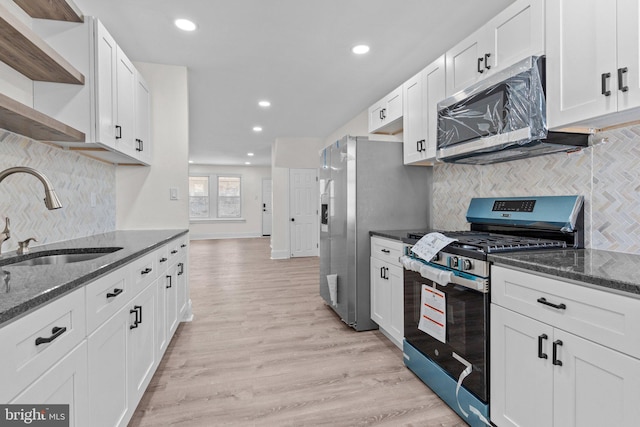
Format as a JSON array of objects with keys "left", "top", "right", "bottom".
[
  {"left": 189, "top": 165, "right": 271, "bottom": 239},
  {"left": 116, "top": 63, "right": 190, "bottom": 230}
]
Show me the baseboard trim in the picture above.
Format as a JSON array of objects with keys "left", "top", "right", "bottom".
[
  {"left": 270, "top": 249, "right": 290, "bottom": 260},
  {"left": 190, "top": 232, "right": 263, "bottom": 240}
]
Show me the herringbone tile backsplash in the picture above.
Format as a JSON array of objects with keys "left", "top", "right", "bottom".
[
  {"left": 0, "top": 131, "right": 116, "bottom": 253},
  {"left": 433, "top": 124, "right": 640, "bottom": 255}
]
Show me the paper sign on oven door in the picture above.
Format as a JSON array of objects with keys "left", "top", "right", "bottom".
[{"left": 419, "top": 284, "right": 446, "bottom": 343}]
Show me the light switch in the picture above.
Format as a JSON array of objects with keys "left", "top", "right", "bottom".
[{"left": 169, "top": 187, "right": 178, "bottom": 200}]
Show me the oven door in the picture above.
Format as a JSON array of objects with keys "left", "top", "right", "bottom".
[{"left": 404, "top": 267, "right": 489, "bottom": 403}]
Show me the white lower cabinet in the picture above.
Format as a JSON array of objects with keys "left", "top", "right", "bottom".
[
  {"left": 370, "top": 236, "right": 405, "bottom": 348},
  {"left": 127, "top": 282, "right": 157, "bottom": 414},
  {"left": 1, "top": 233, "right": 190, "bottom": 427},
  {"left": 10, "top": 342, "right": 89, "bottom": 427},
  {"left": 88, "top": 303, "right": 130, "bottom": 427},
  {"left": 491, "top": 265, "right": 640, "bottom": 427}
]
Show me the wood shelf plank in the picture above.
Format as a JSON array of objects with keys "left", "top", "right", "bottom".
[
  {"left": 13, "top": 0, "right": 83, "bottom": 23},
  {"left": 0, "top": 4, "right": 84, "bottom": 84},
  {"left": 0, "top": 92, "right": 85, "bottom": 142}
]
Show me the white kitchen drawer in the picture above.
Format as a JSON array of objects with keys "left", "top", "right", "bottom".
[
  {"left": 129, "top": 250, "right": 158, "bottom": 294},
  {"left": 492, "top": 265, "right": 640, "bottom": 359},
  {"left": 166, "top": 236, "right": 188, "bottom": 264},
  {"left": 86, "top": 267, "right": 130, "bottom": 334},
  {"left": 156, "top": 244, "right": 170, "bottom": 274},
  {"left": 370, "top": 236, "right": 404, "bottom": 267},
  {"left": 0, "top": 287, "right": 86, "bottom": 402}
]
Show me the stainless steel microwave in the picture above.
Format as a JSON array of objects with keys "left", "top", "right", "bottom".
[{"left": 436, "top": 56, "right": 589, "bottom": 165}]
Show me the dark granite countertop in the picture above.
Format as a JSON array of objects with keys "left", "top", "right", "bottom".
[
  {"left": 489, "top": 249, "right": 640, "bottom": 297},
  {"left": 370, "top": 229, "right": 432, "bottom": 242},
  {"left": 0, "top": 229, "right": 188, "bottom": 326}
]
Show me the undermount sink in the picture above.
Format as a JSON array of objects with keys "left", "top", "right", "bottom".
[{"left": 3, "top": 247, "right": 123, "bottom": 267}]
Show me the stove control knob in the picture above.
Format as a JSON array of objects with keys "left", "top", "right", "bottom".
[
  {"left": 451, "top": 257, "right": 459, "bottom": 268},
  {"left": 462, "top": 259, "right": 472, "bottom": 271},
  {"left": 431, "top": 253, "right": 440, "bottom": 262}
]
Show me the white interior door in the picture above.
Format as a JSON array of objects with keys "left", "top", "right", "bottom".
[
  {"left": 289, "top": 168, "right": 318, "bottom": 257},
  {"left": 262, "top": 178, "right": 272, "bottom": 236}
]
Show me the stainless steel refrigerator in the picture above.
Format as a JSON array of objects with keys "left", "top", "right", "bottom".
[{"left": 319, "top": 135, "right": 432, "bottom": 331}]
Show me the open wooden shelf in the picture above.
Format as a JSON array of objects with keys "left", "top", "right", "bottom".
[
  {"left": 13, "top": 0, "right": 83, "bottom": 22},
  {"left": 0, "top": 92, "right": 85, "bottom": 142},
  {"left": 0, "top": 3, "right": 84, "bottom": 84}
]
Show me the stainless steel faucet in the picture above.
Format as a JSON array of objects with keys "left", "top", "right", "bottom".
[
  {"left": 0, "top": 167, "right": 63, "bottom": 254},
  {"left": 0, "top": 167, "right": 63, "bottom": 210}
]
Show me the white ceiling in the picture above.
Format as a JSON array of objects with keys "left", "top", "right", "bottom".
[{"left": 72, "top": 0, "right": 514, "bottom": 166}]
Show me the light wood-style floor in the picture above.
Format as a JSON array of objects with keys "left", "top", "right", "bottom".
[{"left": 129, "top": 238, "right": 465, "bottom": 426}]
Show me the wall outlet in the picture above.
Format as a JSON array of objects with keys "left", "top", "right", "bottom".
[{"left": 169, "top": 187, "right": 178, "bottom": 200}]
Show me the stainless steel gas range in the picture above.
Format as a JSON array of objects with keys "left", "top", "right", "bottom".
[{"left": 401, "top": 195, "right": 584, "bottom": 427}]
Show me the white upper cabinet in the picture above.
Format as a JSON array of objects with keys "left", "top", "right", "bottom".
[
  {"left": 33, "top": 17, "right": 151, "bottom": 165},
  {"left": 135, "top": 72, "right": 152, "bottom": 164},
  {"left": 547, "top": 0, "right": 640, "bottom": 131},
  {"left": 368, "top": 86, "right": 403, "bottom": 134},
  {"left": 403, "top": 55, "right": 445, "bottom": 165},
  {"left": 446, "top": 0, "right": 544, "bottom": 96}
]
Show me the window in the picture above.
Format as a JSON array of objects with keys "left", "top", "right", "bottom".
[{"left": 189, "top": 175, "right": 242, "bottom": 220}]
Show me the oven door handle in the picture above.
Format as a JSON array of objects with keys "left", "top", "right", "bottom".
[{"left": 401, "top": 257, "right": 488, "bottom": 293}]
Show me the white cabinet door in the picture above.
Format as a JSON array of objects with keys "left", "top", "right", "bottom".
[
  {"left": 370, "top": 257, "right": 390, "bottom": 327},
  {"left": 128, "top": 282, "right": 157, "bottom": 414},
  {"left": 176, "top": 259, "right": 188, "bottom": 317},
  {"left": 387, "top": 264, "right": 404, "bottom": 346},
  {"left": 115, "top": 47, "right": 136, "bottom": 157},
  {"left": 491, "top": 305, "right": 553, "bottom": 427},
  {"left": 156, "top": 274, "right": 169, "bottom": 359},
  {"left": 487, "top": 0, "right": 544, "bottom": 73},
  {"left": 553, "top": 330, "right": 640, "bottom": 427},
  {"left": 446, "top": 0, "right": 544, "bottom": 97},
  {"left": 95, "top": 19, "right": 118, "bottom": 148},
  {"left": 616, "top": 0, "right": 640, "bottom": 113},
  {"left": 88, "top": 306, "right": 130, "bottom": 427},
  {"left": 135, "top": 71, "right": 152, "bottom": 164},
  {"left": 403, "top": 55, "right": 445, "bottom": 165},
  {"left": 403, "top": 70, "right": 426, "bottom": 164},
  {"left": 368, "top": 86, "right": 403, "bottom": 134},
  {"left": 446, "top": 27, "right": 490, "bottom": 96},
  {"left": 546, "top": 0, "right": 617, "bottom": 129},
  {"left": 11, "top": 342, "right": 89, "bottom": 427},
  {"left": 424, "top": 55, "right": 446, "bottom": 160},
  {"left": 166, "top": 263, "right": 179, "bottom": 337}
]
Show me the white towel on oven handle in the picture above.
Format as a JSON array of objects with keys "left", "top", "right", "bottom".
[{"left": 400, "top": 256, "right": 453, "bottom": 286}]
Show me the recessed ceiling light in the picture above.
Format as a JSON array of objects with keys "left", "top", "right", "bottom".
[
  {"left": 247, "top": 152, "right": 254, "bottom": 156},
  {"left": 352, "top": 44, "right": 370, "bottom": 55},
  {"left": 175, "top": 19, "right": 197, "bottom": 31},
  {"left": 188, "top": 160, "right": 193, "bottom": 163},
  {"left": 258, "top": 100, "right": 271, "bottom": 107},
  {"left": 253, "top": 126, "right": 262, "bottom": 132},
  {"left": 245, "top": 161, "right": 251, "bottom": 165}
]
